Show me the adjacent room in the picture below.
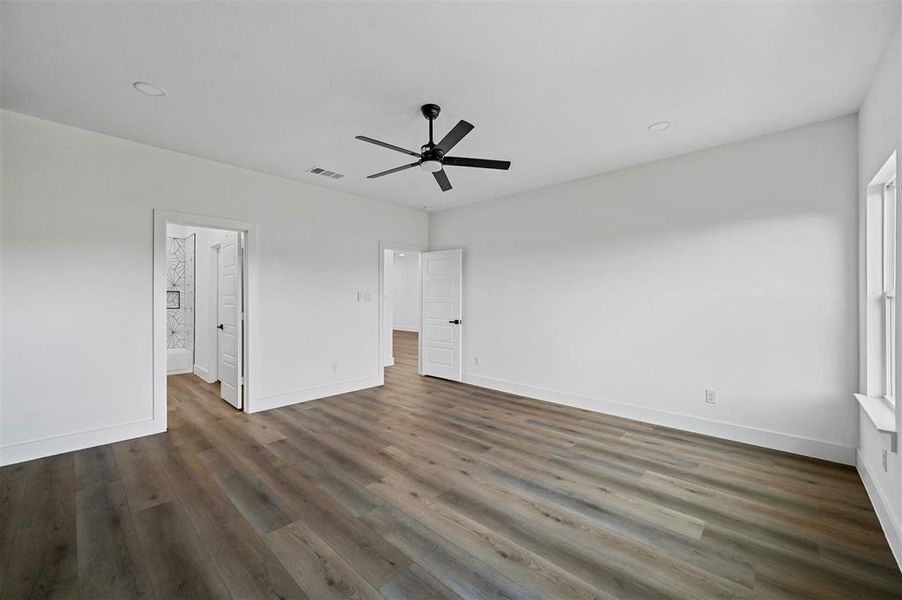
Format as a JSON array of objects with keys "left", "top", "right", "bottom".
[
  {"left": 2, "top": 1, "right": 902, "bottom": 598},
  {"left": 166, "top": 222, "right": 246, "bottom": 410},
  {"left": 383, "top": 248, "right": 421, "bottom": 372}
]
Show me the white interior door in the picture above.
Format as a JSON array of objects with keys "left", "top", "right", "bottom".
[
  {"left": 421, "top": 249, "right": 462, "bottom": 381},
  {"left": 217, "top": 231, "right": 243, "bottom": 408},
  {"left": 383, "top": 249, "right": 394, "bottom": 367}
]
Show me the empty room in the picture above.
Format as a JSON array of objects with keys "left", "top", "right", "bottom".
[{"left": 2, "top": 1, "right": 902, "bottom": 598}]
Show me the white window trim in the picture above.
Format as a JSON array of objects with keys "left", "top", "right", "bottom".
[
  {"left": 883, "top": 178, "right": 896, "bottom": 408},
  {"left": 861, "top": 151, "right": 896, "bottom": 427}
]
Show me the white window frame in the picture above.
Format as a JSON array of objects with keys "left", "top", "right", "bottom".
[{"left": 884, "top": 179, "right": 896, "bottom": 407}]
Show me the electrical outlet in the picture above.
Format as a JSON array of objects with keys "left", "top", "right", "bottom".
[
  {"left": 331, "top": 362, "right": 338, "bottom": 374},
  {"left": 883, "top": 449, "right": 888, "bottom": 471},
  {"left": 474, "top": 356, "right": 481, "bottom": 366},
  {"left": 705, "top": 389, "right": 717, "bottom": 405}
]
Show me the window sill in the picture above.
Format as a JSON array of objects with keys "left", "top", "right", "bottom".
[{"left": 854, "top": 393, "right": 897, "bottom": 452}]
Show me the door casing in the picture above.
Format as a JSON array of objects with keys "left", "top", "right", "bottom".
[{"left": 153, "top": 210, "right": 257, "bottom": 431}]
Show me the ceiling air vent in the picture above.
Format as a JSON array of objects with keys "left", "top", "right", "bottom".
[{"left": 308, "top": 167, "right": 345, "bottom": 180}]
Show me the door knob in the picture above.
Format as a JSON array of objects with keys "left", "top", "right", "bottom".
[
  {"left": 217, "top": 324, "right": 224, "bottom": 330},
  {"left": 448, "top": 319, "right": 462, "bottom": 325}
]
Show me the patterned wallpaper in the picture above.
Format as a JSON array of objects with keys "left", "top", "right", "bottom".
[{"left": 166, "top": 235, "right": 195, "bottom": 351}]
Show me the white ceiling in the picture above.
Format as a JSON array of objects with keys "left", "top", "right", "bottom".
[{"left": 1, "top": 1, "right": 898, "bottom": 211}]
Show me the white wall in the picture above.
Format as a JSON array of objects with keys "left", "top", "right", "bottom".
[
  {"left": 858, "top": 13, "right": 902, "bottom": 566},
  {"left": 430, "top": 115, "right": 859, "bottom": 465},
  {"left": 896, "top": 8, "right": 902, "bottom": 565},
  {"left": 0, "top": 110, "right": 427, "bottom": 465},
  {"left": 392, "top": 252, "right": 420, "bottom": 332},
  {"left": 186, "top": 225, "right": 231, "bottom": 382}
]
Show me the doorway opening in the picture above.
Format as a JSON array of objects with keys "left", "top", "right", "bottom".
[
  {"left": 154, "top": 210, "right": 255, "bottom": 429},
  {"left": 379, "top": 243, "right": 463, "bottom": 384},
  {"left": 382, "top": 248, "right": 422, "bottom": 376},
  {"left": 165, "top": 222, "right": 245, "bottom": 410}
]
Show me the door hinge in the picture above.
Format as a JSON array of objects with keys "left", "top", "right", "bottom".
[
  {"left": 241, "top": 312, "right": 246, "bottom": 321},
  {"left": 239, "top": 376, "right": 245, "bottom": 385}
]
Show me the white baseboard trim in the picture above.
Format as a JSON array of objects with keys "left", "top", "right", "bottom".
[
  {"left": 193, "top": 364, "right": 214, "bottom": 383},
  {"left": 167, "top": 368, "right": 193, "bottom": 376},
  {"left": 463, "top": 373, "right": 855, "bottom": 465},
  {"left": 0, "top": 374, "right": 381, "bottom": 465},
  {"left": 0, "top": 418, "right": 165, "bottom": 466},
  {"left": 857, "top": 450, "right": 902, "bottom": 569},
  {"left": 393, "top": 327, "right": 419, "bottom": 333},
  {"left": 384, "top": 358, "right": 395, "bottom": 367},
  {"left": 250, "top": 375, "right": 382, "bottom": 413}
]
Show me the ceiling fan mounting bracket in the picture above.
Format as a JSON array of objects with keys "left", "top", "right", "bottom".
[{"left": 421, "top": 103, "right": 441, "bottom": 120}]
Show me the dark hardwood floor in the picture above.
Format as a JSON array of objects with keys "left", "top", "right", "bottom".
[{"left": 2, "top": 331, "right": 900, "bottom": 598}]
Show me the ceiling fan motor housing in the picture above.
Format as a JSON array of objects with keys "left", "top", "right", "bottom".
[{"left": 420, "top": 146, "right": 444, "bottom": 160}]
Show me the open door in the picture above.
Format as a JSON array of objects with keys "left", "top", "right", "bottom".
[
  {"left": 217, "top": 231, "right": 243, "bottom": 408},
  {"left": 420, "top": 249, "right": 462, "bottom": 381}
]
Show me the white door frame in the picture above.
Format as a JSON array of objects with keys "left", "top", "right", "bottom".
[
  {"left": 153, "top": 209, "right": 258, "bottom": 429},
  {"left": 378, "top": 241, "right": 425, "bottom": 383}
]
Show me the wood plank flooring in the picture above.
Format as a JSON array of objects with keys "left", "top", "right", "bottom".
[{"left": 2, "top": 330, "right": 900, "bottom": 598}]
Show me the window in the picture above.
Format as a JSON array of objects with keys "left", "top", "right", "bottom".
[{"left": 884, "top": 179, "right": 896, "bottom": 405}]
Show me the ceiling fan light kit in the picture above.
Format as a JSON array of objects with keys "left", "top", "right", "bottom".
[{"left": 356, "top": 103, "right": 511, "bottom": 192}]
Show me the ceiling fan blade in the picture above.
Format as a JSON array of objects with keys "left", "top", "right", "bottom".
[
  {"left": 356, "top": 135, "right": 421, "bottom": 158},
  {"left": 443, "top": 156, "right": 511, "bottom": 170},
  {"left": 367, "top": 161, "right": 421, "bottom": 179},
  {"left": 435, "top": 120, "right": 474, "bottom": 153},
  {"left": 433, "top": 169, "right": 452, "bottom": 192}
]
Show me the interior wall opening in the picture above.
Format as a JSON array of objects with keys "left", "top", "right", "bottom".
[
  {"left": 165, "top": 222, "right": 246, "bottom": 412},
  {"left": 383, "top": 248, "right": 422, "bottom": 376}
]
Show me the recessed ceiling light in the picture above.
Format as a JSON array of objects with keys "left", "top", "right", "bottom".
[
  {"left": 398, "top": 253, "right": 406, "bottom": 257},
  {"left": 132, "top": 81, "right": 166, "bottom": 97},
  {"left": 647, "top": 121, "right": 670, "bottom": 132}
]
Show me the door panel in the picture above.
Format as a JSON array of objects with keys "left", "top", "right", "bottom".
[
  {"left": 383, "top": 249, "right": 394, "bottom": 366},
  {"left": 421, "top": 249, "right": 462, "bottom": 381},
  {"left": 426, "top": 347, "right": 456, "bottom": 366},
  {"left": 426, "top": 324, "right": 455, "bottom": 344},
  {"left": 218, "top": 232, "right": 243, "bottom": 409}
]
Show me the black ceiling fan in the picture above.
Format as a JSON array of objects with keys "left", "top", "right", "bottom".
[{"left": 356, "top": 103, "right": 510, "bottom": 192}]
